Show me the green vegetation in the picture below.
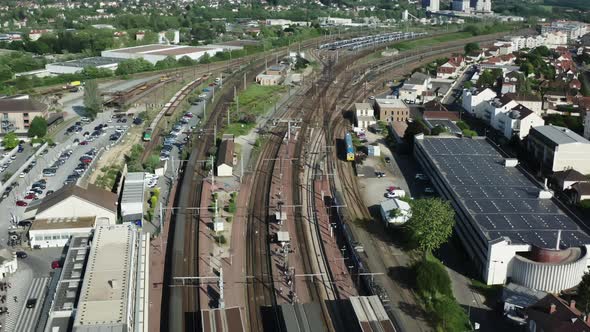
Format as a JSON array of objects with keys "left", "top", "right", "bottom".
[
  {"left": 224, "top": 84, "right": 286, "bottom": 137},
  {"left": 2, "top": 172, "right": 13, "bottom": 182},
  {"left": 83, "top": 79, "right": 102, "bottom": 119},
  {"left": 127, "top": 144, "right": 144, "bottom": 172},
  {"left": 143, "top": 154, "right": 160, "bottom": 173},
  {"left": 456, "top": 121, "right": 478, "bottom": 137},
  {"left": 430, "top": 125, "right": 448, "bottom": 136},
  {"left": 146, "top": 189, "right": 160, "bottom": 222},
  {"left": 394, "top": 32, "right": 473, "bottom": 52},
  {"left": 214, "top": 234, "right": 227, "bottom": 245},
  {"left": 464, "top": 42, "right": 480, "bottom": 55},
  {"left": 2, "top": 132, "right": 19, "bottom": 150},
  {"left": 516, "top": 46, "right": 555, "bottom": 80},
  {"left": 95, "top": 164, "right": 123, "bottom": 190},
  {"left": 28, "top": 116, "right": 47, "bottom": 138},
  {"left": 544, "top": 114, "right": 583, "bottom": 134},
  {"left": 576, "top": 270, "right": 590, "bottom": 313},
  {"left": 476, "top": 69, "right": 503, "bottom": 89},
  {"left": 415, "top": 253, "right": 470, "bottom": 332},
  {"left": 226, "top": 192, "right": 238, "bottom": 214},
  {"left": 405, "top": 198, "right": 455, "bottom": 253}
]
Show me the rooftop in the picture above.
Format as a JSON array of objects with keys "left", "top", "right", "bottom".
[
  {"left": 530, "top": 125, "right": 590, "bottom": 147},
  {"left": 0, "top": 97, "right": 48, "bottom": 113},
  {"left": 355, "top": 103, "right": 373, "bottom": 111},
  {"left": 121, "top": 173, "right": 145, "bottom": 205},
  {"left": 28, "top": 184, "right": 117, "bottom": 215},
  {"left": 525, "top": 294, "right": 590, "bottom": 332},
  {"left": 30, "top": 216, "right": 96, "bottom": 231},
  {"left": 49, "top": 57, "right": 122, "bottom": 68},
  {"left": 416, "top": 137, "right": 590, "bottom": 248},
  {"left": 217, "top": 140, "right": 235, "bottom": 167},
  {"left": 74, "top": 225, "right": 136, "bottom": 328},
  {"left": 375, "top": 98, "right": 408, "bottom": 109}
]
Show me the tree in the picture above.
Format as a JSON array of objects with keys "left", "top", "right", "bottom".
[
  {"left": 0, "top": 64, "right": 13, "bottom": 82},
  {"left": 416, "top": 255, "right": 453, "bottom": 299},
  {"left": 432, "top": 295, "right": 470, "bottom": 331},
  {"left": 83, "top": 79, "right": 102, "bottom": 119},
  {"left": 405, "top": 198, "right": 455, "bottom": 253},
  {"left": 430, "top": 125, "right": 448, "bottom": 136},
  {"left": 464, "top": 42, "right": 480, "bottom": 55},
  {"left": 2, "top": 132, "right": 19, "bottom": 149},
  {"left": 28, "top": 116, "right": 47, "bottom": 138}
]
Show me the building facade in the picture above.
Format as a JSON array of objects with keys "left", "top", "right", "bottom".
[
  {"left": 527, "top": 125, "right": 590, "bottom": 174},
  {"left": 354, "top": 103, "right": 376, "bottom": 129},
  {"left": 374, "top": 98, "right": 409, "bottom": 123},
  {"left": 0, "top": 95, "right": 49, "bottom": 134}
]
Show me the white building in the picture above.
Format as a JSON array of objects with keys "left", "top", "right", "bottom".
[
  {"left": 354, "top": 103, "right": 377, "bottom": 130},
  {"left": 399, "top": 72, "right": 431, "bottom": 103},
  {"left": 483, "top": 96, "right": 519, "bottom": 127},
  {"left": 543, "top": 31, "right": 568, "bottom": 49},
  {"left": 0, "top": 249, "right": 17, "bottom": 279},
  {"left": 452, "top": 0, "right": 470, "bottom": 12},
  {"left": 527, "top": 125, "right": 590, "bottom": 174},
  {"left": 25, "top": 184, "right": 118, "bottom": 225},
  {"left": 29, "top": 216, "right": 96, "bottom": 248},
  {"left": 462, "top": 88, "right": 497, "bottom": 115},
  {"left": 493, "top": 104, "right": 545, "bottom": 140},
  {"left": 72, "top": 224, "right": 149, "bottom": 332},
  {"left": 319, "top": 17, "right": 353, "bottom": 26},
  {"left": 414, "top": 136, "right": 590, "bottom": 291},
  {"left": 120, "top": 172, "right": 145, "bottom": 223},
  {"left": 101, "top": 44, "right": 224, "bottom": 65},
  {"left": 45, "top": 57, "right": 122, "bottom": 75},
  {"left": 379, "top": 198, "right": 411, "bottom": 227},
  {"left": 216, "top": 139, "right": 235, "bottom": 177},
  {"left": 475, "top": 0, "right": 492, "bottom": 13},
  {"left": 423, "top": 0, "right": 440, "bottom": 12},
  {"left": 541, "top": 21, "right": 589, "bottom": 42}
]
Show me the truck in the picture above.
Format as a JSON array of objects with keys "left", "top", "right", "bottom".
[{"left": 143, "top": 128, "right": 152, "bottom": 142}]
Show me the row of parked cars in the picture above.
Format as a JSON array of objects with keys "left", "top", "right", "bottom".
[
  {"left": 64, "top": 148, "right": 97, "bottom": 186},
  {"left": 16, "top": 178, "right": 52, "bottom": 207},
  {"left": 160, "top": 112, "right": 194, "bottom": 161}
]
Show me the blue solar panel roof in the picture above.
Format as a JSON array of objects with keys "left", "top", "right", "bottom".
[{"left": 417, "top": 137, "right": 590, "bottom": 248}]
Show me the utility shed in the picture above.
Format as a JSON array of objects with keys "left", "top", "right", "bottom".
[
  {"left": 216, "top": 139, "right": 235, "bottom": 177},
  {"left": 120, "top": 172, "right": 145, "bottom": 223}
]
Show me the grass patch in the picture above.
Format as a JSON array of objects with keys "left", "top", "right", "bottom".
[
  {"left": 393, "top": 32, "right": 473, "bottom": 51},
  {"left": 94, "top": 164, "right": 122, "bottom": 190},
  {"left": 224, "top": 122, "right": 256, "bottom": 137},
  {"left": 470, "top": 279, "right": 503, "bottom": 300}
]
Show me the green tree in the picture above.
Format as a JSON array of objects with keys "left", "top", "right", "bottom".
[
  {"left": 0, "top": 64, "right": 13, "bottom": 82},
  {"left": 28, "top": 116, "right": 47, "bottom": 138},
  {"left": 430, "top": 125, "right": 448, "bottom": 136},
  {"left": 406, "top": 198, "right": 455, "bottom": 253},
  {"left": 464, "top": 42, "right": 480, "bottom": 55},
  {"left": 432, "top": 295, "right": 470, "bottom": 331},
  {"left": 2, "top": 132, "right": 19, "bottom": 149},
  {"left": 83, "top": 79, "right": 102, "bottom": 119},
  {"left": 416, "top": 255, "right": 453, "bottom": 299}
]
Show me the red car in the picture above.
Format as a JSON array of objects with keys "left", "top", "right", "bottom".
[
  {"left": 79, "top": 141, "right": 89, "bottom": 146},
  {"left": 24, "top": 193, "right": 37, "bottom": 200},
  {"left": 184, "top": 113, "right": 193, "bottom": 118},
  {"left": 80, "top": 158, "right": 92, "bottom": 164},
  {"left": 387, "top": 186, "right": 400, "bottom": 192},
  {"left": 16, "top": 200, "right": 28, "bottom": 207},
  {"left": 51, "top": 260, "right": 61, "bottom": 269}
]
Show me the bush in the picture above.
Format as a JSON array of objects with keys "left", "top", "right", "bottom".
[
  {"left": 28, "top": 116, "right": 47, "bottom": 138},
  {"left": 431, "top": 295, "right": 470, "bottom": 331},
  {"left": 456, "top": 121, "right": 469, "bottom": 131},
  {"left": 2, "top": 132, "right": 19, "bottom": 149},
  {"left": 415, "top": 254, "right": 453, "bottom": 300},
  {"left": 462, "top": 129, "right": 477, "bottom": 137},
  {"left": 215, "top": 234, "right": 227, "bottom": 244}
]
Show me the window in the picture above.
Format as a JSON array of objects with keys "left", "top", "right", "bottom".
[{"left": 23, "top": 113, "right": 29, "bottom": 117}]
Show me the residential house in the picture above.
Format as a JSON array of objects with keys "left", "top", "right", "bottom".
[
  {"left": 399, "top": 72, "right": 431, "bottom": 103},
  {"left": 436, "top": 55, "right": 465, "bottom": 79},
  {"left": 525, "top": 294, "right": 590, "bottom": 332},
  {"left": 354, "top": 103, "right": 376, "bottom": 130},
  {"left": 24, "top": 184, "right": 118, "bottom": 225},
  {"left": 505, "top": 93, "right": 544, "bottom": 116},
  {"left": 0, "top": 95, "right": 50, "bottom": 134},
  {"left": 422, "top": 100, "right": 459, "bottom": 121},
  {"left": 481, "top": 95, "right": 519, "bottom": 124},
  {"left": 216, "top": 138, "right": 235, "bottom": 177},
  {"left": 527, "top": 125, "right": 590, "bottom": 174},
  {"left": 493, "top": 104, "right": 545, "bottom": 140},
  {"left": 374, "top": 98, "right": 409, "bottom": 123},
  {"left": 462, "top": 87, "right": 497, "bottom": 114}
]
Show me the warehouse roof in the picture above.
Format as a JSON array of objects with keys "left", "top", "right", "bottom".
[
  {"left": 48, "top": 56, "right": 122, "bottom": 68},
  {"left": 149, "top": 46, "right": 220, "bottom": 56},
  {"left": 74, "top": 225, "right": 136, "bottom": 328},
  {"left": 416, "top": 136, "right": 590, "bottom": 248},
  {"left": 30, "top": 216, "right": 96, "bottom": 231}
]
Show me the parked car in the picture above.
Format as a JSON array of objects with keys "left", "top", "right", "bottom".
[
  {"left": 24, "top": 193, "right": 37, "bottom": 200},
  {"left": 26, "top": 298, "right": 37, "bottom": 309},
  {"left": 16, "top": 251, "right": 27, "bottom": 259},
  {"left": 17, "top": 145, "right": 23, "bottom": 153},
  {"left": 16, "top": 200, "right": 28, "bottom": 207},
  {"left": 79, "top": 141, "right": 89, "bottom": 146},
  {"left": 42, "top": 168, "right": 57, "bottom": 177},
  {"left": 415, "top": 173, "right": 428, "bottom": 181},
  {"left": 51, "top": 260, "right": 61, "bottom": 269}
]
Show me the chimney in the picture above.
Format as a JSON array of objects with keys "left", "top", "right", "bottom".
[
  {"left": 570, "top": 299, "right": 576, "bottom": 309},
  {"left": 550, "top": 304, "right": 557, "bottom": 314}
]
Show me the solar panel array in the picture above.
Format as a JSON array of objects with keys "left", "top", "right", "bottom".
[{"left": 419, "top": 137, "right": 590, "bottom": 248}]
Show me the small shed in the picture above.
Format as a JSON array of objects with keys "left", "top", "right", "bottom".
[
  {"left": 277, "top": 231, "right": 290, "bottom": 245},
  {"left": 216, "top": 139, "right": 235, "bottom": 177},
  {"left": 120, "top": 172, "right": 145, "bottom": 223}
]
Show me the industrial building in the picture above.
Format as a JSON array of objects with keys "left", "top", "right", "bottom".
[
  {"left": 72, "top": 224, "right": 149, "bottom": 331},
  {"left": 414, "top": 135, "right": 590, "bottom": 292},
  {"left": 101, "top": 44, "right": 224, "bottom": 64},
  {"left": 43, "top": 235, "right": 91, "bottom": 332},
  {"left": 45, "top": 57, "right": 123, "bottom": 75},
  {"left": 120, "top": 172, "right": 145, "bottom": 223},
  {"left": 29, "top": 216, "right": 96, "bottom": 248},
  {"left": 527, "top": 125, "right": 590, "bottom": 174}
]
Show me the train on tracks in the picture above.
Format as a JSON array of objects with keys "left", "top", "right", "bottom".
[{"left": 345, "top": 132, "right": 355, "bottom": 161}]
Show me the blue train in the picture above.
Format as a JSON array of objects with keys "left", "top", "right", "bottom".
[{"left": 345, "top": 132, "right": 355, "bottom": 161}]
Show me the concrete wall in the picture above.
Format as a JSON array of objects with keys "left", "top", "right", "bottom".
[{"left": 554, "top": 144, "right": 590, "bottom": 174}]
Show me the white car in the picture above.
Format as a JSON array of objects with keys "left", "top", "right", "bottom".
[
  {"left": 160, "top": 155, "right": 170, "bottom": 161},
  {"left": 415, "top": 173, "right": 428, "bottom": 181},
  {"left": 145, "top": 173, "right": 159, "bottom": 181},
  {"left": 19, "top": 172, "right": 26, "bottom": 178},
  {"left": 147, "top": 180, "right": 158, "bottom": 188}
]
